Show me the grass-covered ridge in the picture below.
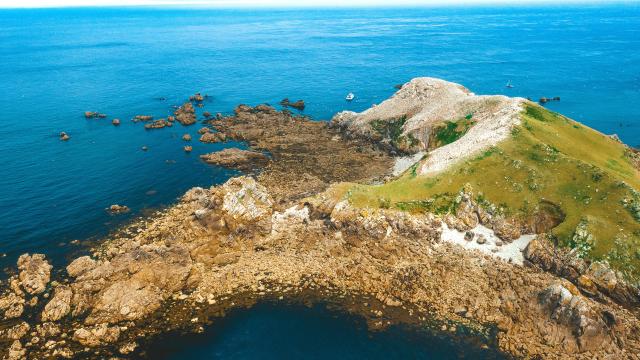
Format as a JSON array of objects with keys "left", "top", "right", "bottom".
[{"left": 346, "top": 103, "right": 640, "bottom": 281}]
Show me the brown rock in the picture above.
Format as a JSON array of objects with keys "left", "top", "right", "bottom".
[
  {"left": 41, "top": 285, "right": 72, "bottom": 321},
  {"left": 144, "top": 119, "right": 169, "bottom": 129},
  {"left": 73, "top": 323, "right": 120, "bottom": 347},
  {"left": 133, "top": 115, "right": 153, "bottom": 122},
  {"left": 112, "top": 118, "right": 121, "bottom": 126},
  {"left": 182, "top": 134, "right": 192, "bottom": 141},
  {"left": 200, "top": 148, "right": 269, "bottom": 170},
  {"left": 280, "top": 98, "right": 305, "bottom": 110},
  {"left": 199, "top": 132, "right": 225, "bottom": 143},
  {"left": 66, "top": 256, "right": 97, "bottom": 278},
  {"left": 17, "top": 254, "right": 52, "bottom": 295},
  {"left": 108, "top": 204, "right": 130, "bottom": 214},
  {"left": 59, "top": 132, "right": 70, "bottom": 141},
  {"left": 197, "top": 127, "right": 210, "bottom": 134},
  {"left": 174, "top": 102, "right": 196, "bottom": 126},
  {"left": 184, "top": 146, "right": 192, "bottom": 153}
]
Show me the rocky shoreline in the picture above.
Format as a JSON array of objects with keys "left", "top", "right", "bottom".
[{"left": 2, "top": 89, "right": 640, "bottom": 359}]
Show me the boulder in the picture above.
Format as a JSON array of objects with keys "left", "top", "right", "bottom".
[
  {"left": 184, "top": 145, "right": 192, "bottom": 153},
  {"left": 6, "top": 340, "right": 26, "bottom": 360},
  {"left": 2, "top": 321, "right": 30, "bottom": 340},
  {"left": 41, "top": 285, "right": 72, "bottom": 321},
  {"left": 66, "top": 256, "right": 97, "bottom": 278},
  {"left": 0, "top": 291, "right": 24, "bottom": 319},
  {"left": 73, "top": 323, "right": 120, "bottom": 347},
  {"left": 17, "top": 254, "right": 52, "bottom": 295},
  {"left": 59, "top": 132, "right": 70, "bottom": 141},
  {"left": 112, "top": 118, "right": 121, "bottom": 126},
  {"left": 182, "top": 134, "right": 192, "bottom": 141},
  {"left": 189, "top": 93, "right": 204, "bottom": 102},
  {"left": 203, "top": 111, "right": 212, "bottom": 118},
  {"left": 197, "top": 127, "right": 210, "bottom": 134}
]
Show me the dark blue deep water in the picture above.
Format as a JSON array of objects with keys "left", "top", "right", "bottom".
[{"left": 1, "top": 4, "right": 639, "bottom": 358}]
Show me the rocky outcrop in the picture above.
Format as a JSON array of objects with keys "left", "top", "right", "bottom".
[
  {"left": 184, "top": 145, "right": 192, "bottom": 152},
  {"left": 524, "top": 236, "right": 640, "bottom": 307},
  {"left": 17, "top": 254, "right": 51, "bottom": 295},
  {"left": 199, "top": 132, "right": 226, "bottom": 143},
  {"left": 182, "top": 134, "right": 192, "bottom": 141},
  {"left": 200, "top": 148, "right": 269, "bottom": 170},
  {"left": 41, "top": 285, "right": 72, "bottom": 321},
  {"left": 112, "top": 118, "right": 121, "bottom": 126},
  {"left": 174, "top": 102, "right": 196, "bottom": 125},
  {"left": 331, "top": 77, "right": 524, "bottom": 174}
]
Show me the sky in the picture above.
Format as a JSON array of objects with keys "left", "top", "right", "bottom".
[{"left": 0, "top": 0, "right": 627, "bottom": 8}]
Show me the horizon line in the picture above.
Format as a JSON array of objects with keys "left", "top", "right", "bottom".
[{"left": 0, "top": 0, "right": 636, "bottom": 10}]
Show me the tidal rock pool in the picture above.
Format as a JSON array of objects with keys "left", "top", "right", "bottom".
[{"left": 144, "top": 302, "right": 507, "bottom": 360}]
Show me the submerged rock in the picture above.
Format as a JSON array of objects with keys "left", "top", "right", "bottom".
[
  {"left": 133, "top": 115, "right": 153, "bottom": 122},
  {"left": 84, "top": 111, "right": 106, "bottom": 119},
  {"left": 107, "top": 204, "right": 130, "bottom": 215}
]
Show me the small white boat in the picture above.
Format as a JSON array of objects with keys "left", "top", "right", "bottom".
[
  {"left": 345, "top": 92, "right": 355, "bottom": 101},
  {"left": 506, "top": 80, "right": 514, "bottom": 89}
]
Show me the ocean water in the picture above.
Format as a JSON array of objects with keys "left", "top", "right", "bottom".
[{"left": 1, "top": 4, "right": 639, "bottom": 358}]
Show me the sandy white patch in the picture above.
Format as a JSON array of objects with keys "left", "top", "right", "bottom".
[
  {"left": 440, "top": 222, "right": 535, "bottom": 265},
  {"left": 393, "top": 151, "right": 426, "bottom": 176}
]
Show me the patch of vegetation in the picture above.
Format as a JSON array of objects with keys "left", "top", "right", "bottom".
[
  {"left": 344, "top": 103, "right": 640, "bottom": 281},
  {"left": 429, "top": 118, "right": 476, "bottom": 149},
  {"left": 370, "top": 116, "right": 419, "bottom": 152}
]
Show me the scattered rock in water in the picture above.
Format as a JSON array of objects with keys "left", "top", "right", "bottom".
[
  {"left": 189, "top": 93, "right": 204, "bottom": 102},
  {"left": 182, "top": 134, "right": 192, "bottom": 141},
  {"left": 84, "top": 111, "right": 106, "bottom": 119},
  {"left": 141, "top": 146, "right": 148, "bottom": 151},
  {"left": 464, "top": 231, "right": 474, "bottom": 241},
  {"left": 197, "top": 127, "right": 210, "bottom": 134},
  {"left": 539, "top": 97, "right": 560, "bottom": 104},
  {"left": 168, "top": 116, "right": 175, "bottom": 122},
  {"left": 174, "top": 102, "right": 196, "bottom": 126},
  {"left": 133, "top": 115, "right": 153, "bottom": 122},
  {"left": 59, "top": 132, "right": 70, "bottom": 141},
  {"left": 144, "top": 119, "right": 170, "bottom": 130},
  {"left": 184, "top": 145, "right": 192, "bottom": 153},
  {"left": 199, "top": 132, "right": 225, "bottom": 143},
  {"left": 279, "top": 98, "right": 305, "bottom": 110},
  {"left": 107, "top": 204, "right": 130, "bottom": 215},
  {"left": 200, "top": 148, "right": 269, "bottom": 170},
  {"left": 203, "top": 111, "right": 212, "bottom": 118}
]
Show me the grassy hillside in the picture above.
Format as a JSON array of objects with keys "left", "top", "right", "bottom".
[{"left": 345, "top": 103, "right": 640, "bottom": 281}]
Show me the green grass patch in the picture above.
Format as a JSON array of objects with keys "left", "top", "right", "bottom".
[{"left": 345, "top": 103, "right": 640, "bottom": 282}]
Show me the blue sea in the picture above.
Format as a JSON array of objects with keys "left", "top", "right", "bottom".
[{"left": 1, "top": 4, "right": 639, "bottom": 358}]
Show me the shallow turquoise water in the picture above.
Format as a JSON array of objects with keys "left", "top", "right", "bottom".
[{"left": 1, "top": 4, "right": 639, "bottom": 358}]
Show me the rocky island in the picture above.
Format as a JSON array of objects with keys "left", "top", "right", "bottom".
[{"left": 1, "top": 78, "right": 639, "bottom": 359}]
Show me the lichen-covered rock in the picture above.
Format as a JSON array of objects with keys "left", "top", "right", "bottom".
[
  {"left": 41, "top": 285, "right": 72, "bottom": 321},
  {"left": 17, "top": 254, "right": 52, "bottom": 295},
  {"left": 73, "top": 323, "right": 120, "bottom": 347},
  {"left": 6, "top": 340, "right": 26, "bottom": 360},
  {"left": 0, "top": 291, "right": 24, "bottom": 319}
]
